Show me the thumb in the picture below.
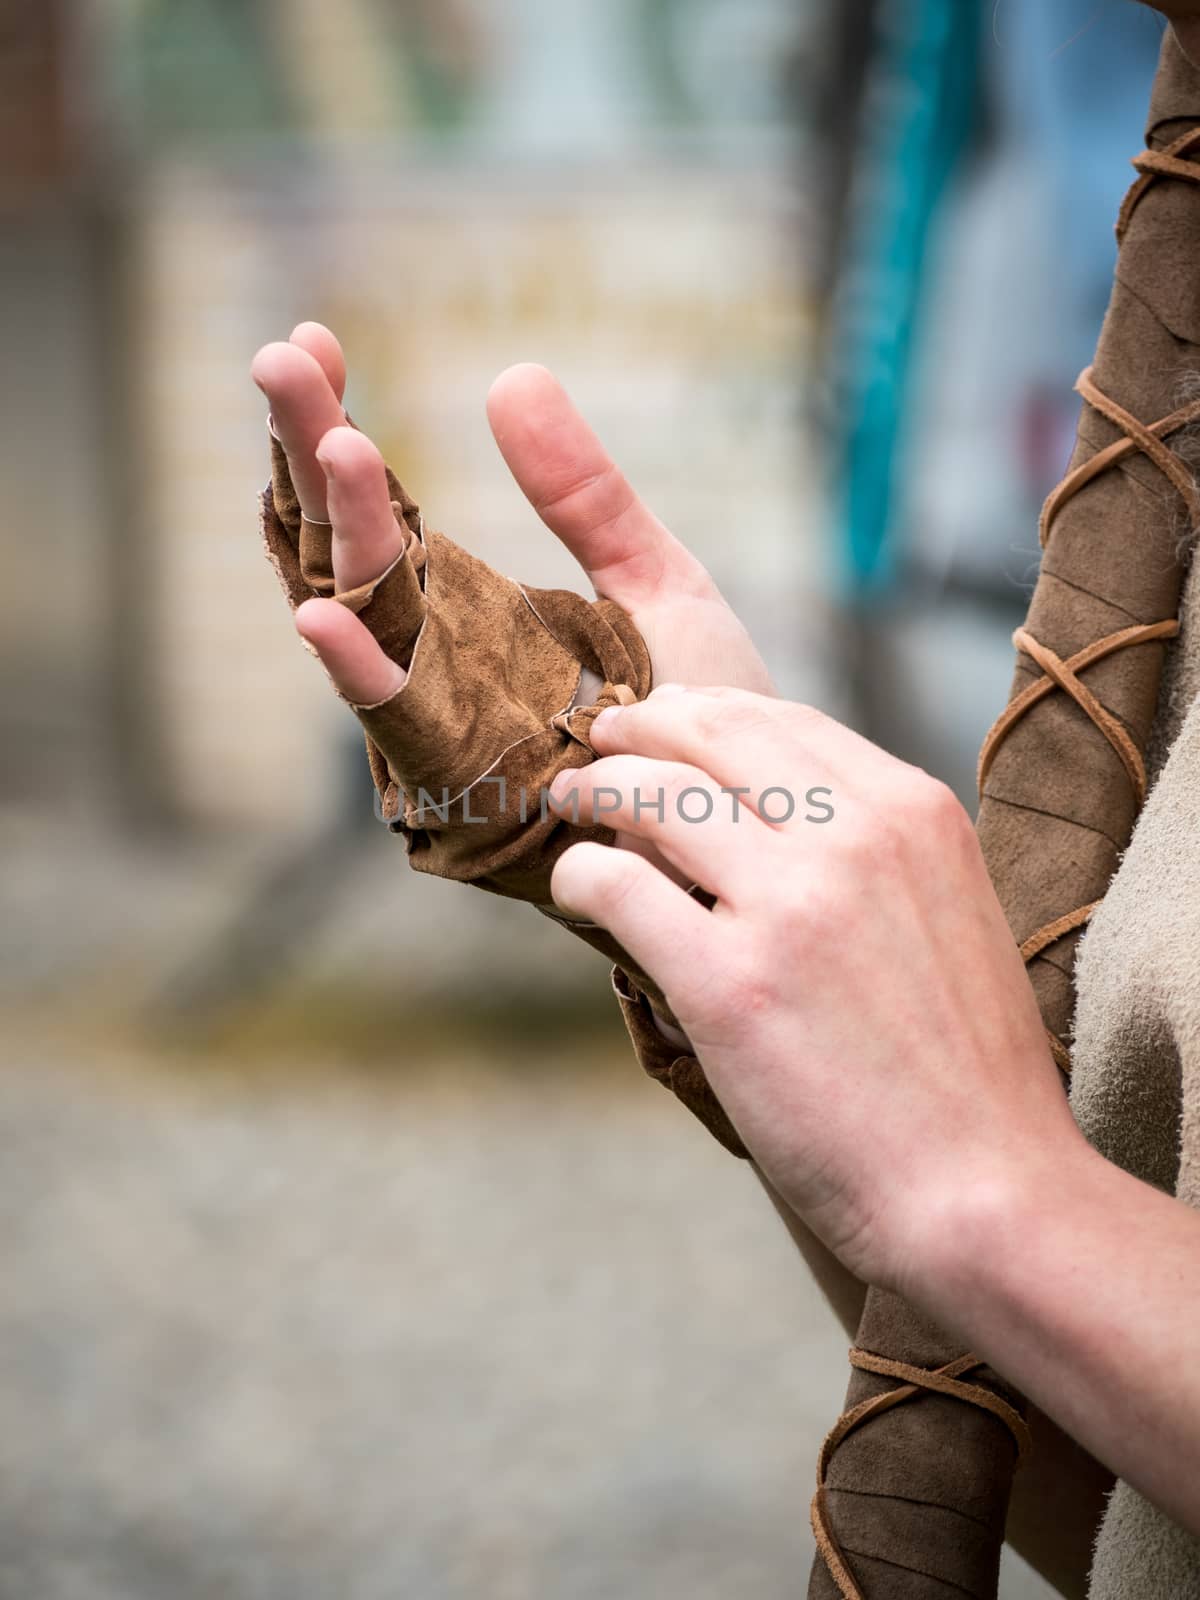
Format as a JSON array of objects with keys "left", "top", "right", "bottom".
[{"left": 486, "top": 363, "right": 703, "bottom": 608}]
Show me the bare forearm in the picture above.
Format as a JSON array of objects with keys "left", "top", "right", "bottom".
[
  {"left": 917, "top": 1137, "right": 1200, "bottom": 1537},
  {"left": 555, "top": 688, "right": 1200, "bottom": 1539}
]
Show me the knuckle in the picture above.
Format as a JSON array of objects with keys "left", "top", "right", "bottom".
[
  {"left": 927, "top": 775, "right": 968, "bottom": 825},
  {"left": 746, "top": 695, "right": 820, "bottom": 756},
  {"left": 550, "top": 840, "right": 606, "bottom": 912},
  {"left": 693, "top": 694, "right": 741, "bottom": 737},
  {"left": 901, "top": 772, "right": 965, "bottom": 833},
  {"left": 824, "top": 792, "right": 911, "bottom": 886},
  {"left": 661, "top": 763, "right": 713, "bottom": 812},
  {"left": 602, "top": 756, "right": 660, "bottom": 825},
  {"left": 591, "top": 852, "right": 644, "bottom": 920},
  {"left": 709, "top": 938, "right": 780, "bottom": 1025},
  {"left": 769, "top": 889, "right": 820, "bottom": 945},
  {"left": 767, "top": 876, "right": 836, "bottom": 951},
  {"left": 867, "top": 771, "right": 970, "bottom": 868},
  {"left": 925, "top": 780, "right": 977, "bottom": 865},
  {"left": 693, "top": 691, "right": 773, "bottom": 745}
]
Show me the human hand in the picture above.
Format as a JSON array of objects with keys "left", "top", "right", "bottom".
[
  {"left": 250, "top": 323, "right": 771, "bottom": 717},
  {"left": 547, "top": 686, "right": 1085, "bottom": 1295},
  {"left": 249, "top": 323, "right": 773, "bottom": 891}
]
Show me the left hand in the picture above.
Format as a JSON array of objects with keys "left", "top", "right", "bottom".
[
  {"left": 250, "top": 324, "right": 773, "bottom": 711},
  {"left": 548, "top": 685, "right": 1086, "bottom": 1295},
  {"left": 250, "top": 324, "right": 773, "bottom": 891}
]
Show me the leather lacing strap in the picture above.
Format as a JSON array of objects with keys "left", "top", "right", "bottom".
[
  {"left": 985, "top": 138, "right": 1200, "bottom": 1072},
  {"left": 1019, "top": 900, "right": 1104, "bottom": 1075},
  {"left": 980, "top": 605, "right": 1180, "bottom": 1074},
  {"left": 975, "top": 362, "right": 1190, "bottom": 1076},
  {"left": 810, "top": 141, "right": 1197, "bottom": 1600},
  {"left": 810, "top": 1349, "right": 1032, "bottom": 1600},
  {"left": 978, "top": 618, "right": 1181, "bottom": 808},
  {"left": 1116, "top": 126, "right": 1200, "bottom": 244},
  {"left": 1038, "top": 369, "right": 1200, "bottom": 549}
]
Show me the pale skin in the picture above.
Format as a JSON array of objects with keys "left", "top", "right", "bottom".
[
  {"left": 252, "top": 321, "right": 1189, "bottom": 1592},
  {"left": 549, "top": 693, "right": 1200, "bottom": 1543}
]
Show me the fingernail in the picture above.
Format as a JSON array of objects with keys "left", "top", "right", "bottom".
[
  {"left": 550, "top": 767, "right": 580, "bottom": 801},
  {"left": 650, "top": 682, "right": 687, "bottom": 697},
  {"left": 591, "top": 707, "right": 621, "bottom": 736}
]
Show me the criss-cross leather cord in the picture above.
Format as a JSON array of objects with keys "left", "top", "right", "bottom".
[
  {"left": 811, "top": 1350, "right": 1032, "bottom": 1600},
  {"left": 1037, "top": 369, "right": 1200, "bottom": 553},
  {"left": 811, "top": 138, "right": 1200, "bottom": 1600},
  {"left": 976, "top": 367, "right": 1188, "bottom": 1076},
  {"left": 1116, "top": 126, "right": 1200, "bottom": 243}
]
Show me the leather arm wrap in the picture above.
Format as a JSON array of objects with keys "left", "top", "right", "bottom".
[{"left": 611, "top": 967, "right": 748, "bottom": 1159}]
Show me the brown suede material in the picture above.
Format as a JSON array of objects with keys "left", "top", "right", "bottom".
[
  {"left": 809, "top": 30, "right": 1200, "bottom": 1600},
  {"left": 981, "top": 31, "right": 1200, "bottom": 1036},
  {"left": 260, "top": 429, "right": 752, "bottom": 1147},
  {"left": 611, "top": 969, "right": 746, "bottom": 1157},
  {"left": 261, "top": 431, "right": 654, "bottom": 903},
  {"left": 264, "top": 422, "right": 423, "bottom": 606},
  {"left": 808, "top": 1296, "right": 1025, "bottom": 1600}
]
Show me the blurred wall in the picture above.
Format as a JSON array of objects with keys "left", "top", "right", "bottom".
[
  {"left": 136, "top": 161, "right": 814, "bottom": 827},
  {"left": 0, "top": 0, "right": 839, "bottom": 1016},
  {"left": 1, "top": 0, "right": 829, "bottom": 834}
]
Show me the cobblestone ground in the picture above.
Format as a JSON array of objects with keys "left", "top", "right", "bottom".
[{"left": 0, "top": 1021, "right": 1052, "bottom": 1600}]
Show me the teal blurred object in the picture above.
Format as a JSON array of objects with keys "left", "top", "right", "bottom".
[{"left": 833, "top": 0, "right": 981, "bottom": 590}]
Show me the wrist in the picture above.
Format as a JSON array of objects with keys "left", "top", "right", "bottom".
[{"left": 895, "top": 1121, "right": 1098, "bottom": 1320}]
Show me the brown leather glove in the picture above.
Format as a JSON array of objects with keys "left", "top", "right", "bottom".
[
  {"left": 260, "top": 424, "right": 748, "bottom": 1154},
  {"left": 262, "top": 426, "right": 648, "bottom": 894}
]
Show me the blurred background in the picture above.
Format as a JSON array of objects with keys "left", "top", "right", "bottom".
[{"left": 0, "top": 1, "right": 1170, "bottom": 1595}]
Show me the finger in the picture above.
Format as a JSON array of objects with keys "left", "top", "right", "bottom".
[
  {"left": 589, "top": 686, "right": 888, "bottom": 816},
  {"left": 549, "top": 755, "right": 774, "bottom": 905},
  {"left": 289, "top": 321, "right": 346, "bottom": 403},
  {"left": 316, "top": 425, "right": 408, "bottom": 592},
  {"left": 250, "top": 340, "right": 345, "bottom": 520},
  {"left": 551, "top": 841, "right": 724, "bottom": 1008},
  {"left": 295, "top": 598, "right": 405, "bottom": 707},
  {"left": 486, "top": 363, "right": 703, "bottom": 607}
]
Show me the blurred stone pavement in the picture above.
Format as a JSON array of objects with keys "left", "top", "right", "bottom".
[{"left": 0, "top": 813, "right": 1053, "bottom": 1598}]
